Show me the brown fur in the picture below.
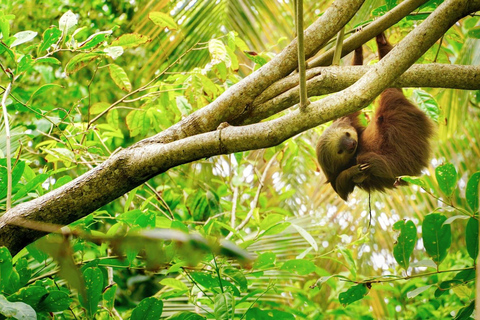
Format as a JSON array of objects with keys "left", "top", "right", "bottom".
[{"left": 316, "top": 34, "right": 434, "bottom": 201}]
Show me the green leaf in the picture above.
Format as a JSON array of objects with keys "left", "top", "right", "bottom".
[
  {"left": 90, "top": 102, "right": 110, "bottom": 115},
  {"left": 412, "top": 89, "right": 439, "bottom": 122},
  {"left": 435, "top": 163, "right": 457, "bottom": 196},
  {"left": 466, "top": 172, "right": 480, "bottom": 212},
  {"left": 166, "top": 311, "right": 205, "bottom": 320},
  {"left": 38, "top": 26, "right": 62, "bottom": 53},
  {"left": 65, "top": 52, "right": 105, "bottom": 75},
  {"left": 37, "top": 291, "right": 72, "bottom": 312},
  {"left": 108, "top": 64, "right": 132, "bottom": 92},
  {"left": 223, "top": 268, "right": 248, "bottom": 292},
  {"left": 160, "top": 278, "right": 188, "bottom": 291},
  {"left": 176, "top": 96, "right": 192, "bottom": 116},
  {"left": 422, "top": 213, "right": 452, "bottom": 265},
  {"left": 58, "top": 10, "right": 77, "bottom": 35},
  {"left": 466, "top": 218, "right": 478, "bottom": 260},
  {"left": 103, "top": 284, "right": 117, "bottom": 311},
  {"left": 244, "top": 51, "right": 268, "bottom": 66},
  {"left": 280, "top": 259, "right": 316, "bottom": 275},
  {"left": 14, "top": 258, "right": 31, "bottom": 288},
  {"left": 35, "top": 57, "right": 61, "bottom": 65},
  {"left": 467, "top": 26, "right": 480, "bottom": 38},
  {"left": 443, "top": 215, "right": 470, "bottom": 225},
  {"left": 291, "top": 223, "right": 318, "bottom": 251},
  {"left": 246, "top": 308, "right": 294, "bottom": 320},
  {"left": 209, "top": 39, "right": 227, "bottom": 65},
  {"left": 17, "top": 54, "right": 35, "bottom": 74},
  {"left": 0, "top": 247, "right": 13, "bottom": 292},
  {"left": 260, "top": 214, "right": 285, "bottom": 230},
  {"left": 7, "top": 285, "right": 48, "bottom": 308},
  {"left": 28, "top": 84, "right": 63, "bottom": 105},
  {"left": 12, "top": 173, "right": 49, "bottom": 200},
  {"left": 406, "top": 284, "right": 434, "bottom": 299},
  {"left": 126, "top": 109, "right": 150, "bottom": 137},
  {"left": 454, "top": 300, "right": 475, "bottom": 320},
  {"left": 339, "top": 284, "right": 369, "bottom": 306},
  {"left": 253, "top": 252, "right": 276, "bottom": 269},
  {"left": 111, "top": 33, "right": 151, "bottom": 49},
  {"left": 148, "top": 12, "right": 177, "bottom": 30},
  {"left": 393, "top": 220, "right": 417, "bottom": 270},
  {"left": 262, "top": 222, "right": 290, "bottom": 236},
  {"left": 80, "top": 267, "right": 104, "bottom": 319},
  {"left": 214, "top": 292, "right": 235, "bottom": 320},
  {"left": 78, "top": 30, "right": 112, "bottom": 50},
  {"left": 0, "top": 159, "right": 26, "bottom": 199},
  {"left": 400, "top": 176, "right": 428, "bottom": 189},
  {"left": 11, "top": 30, "right": 37, "bottom": 47},
  {"left": 131, "top": 297, "right": 163, "bottom": 320},
  {"left": 107, "top": 109, "right": 119, "bottom": 128},
  {"left": 0, "top": 294, "right": 36, "bottom": 320}
]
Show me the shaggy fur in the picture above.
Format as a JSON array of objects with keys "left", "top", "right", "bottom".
[{"left": 316, "top": 34, "right": 434, "bottom": 201}]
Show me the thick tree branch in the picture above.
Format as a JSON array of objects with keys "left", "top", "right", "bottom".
[
  {"left": 138, "top": 0, "right": 364, "bottom": 144},
  {"left": 1, "top": 0, "right": 479, "bottom": 256},
  {"left": 309, "top": 0, "right": 430, "bottom": 67},
  {"left": 237, "top": 64, "right": 480, "bottom": 124}
]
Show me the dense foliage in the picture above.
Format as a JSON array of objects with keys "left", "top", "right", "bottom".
[{"left": 0, "top": 0, "right": 479, "bottom": 319}]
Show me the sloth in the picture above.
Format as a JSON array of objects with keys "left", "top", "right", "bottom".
[{"left": 316, "top": 33, "right": 434, "bottom": 201}]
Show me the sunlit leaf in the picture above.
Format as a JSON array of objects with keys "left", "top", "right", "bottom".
[
  {"left": 11, "top": 31, "right": 37, "bottom": 47},
  {"left": 108, "top": 64, "right": 132, "bottom": 92},
  {"left": 65, "top": 52, "right": 105, "bottom": 75},
  {"left": 38, "top": 26, "right": 62, "bottom": 52},
  {"left": 148, "top": 12, "right": 177, "bottom": 30},
  {"left": 111, "top": 33, "right": 151, "bottom": 48},
  {"left": 59, "top": 10, "right": 77, "bottom": 34}
]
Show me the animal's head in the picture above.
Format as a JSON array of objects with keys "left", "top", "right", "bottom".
[{"left": 316, "top": 117, "right": 358, "bottom": 182}]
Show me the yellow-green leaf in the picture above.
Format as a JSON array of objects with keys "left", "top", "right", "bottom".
[
  {"left": 148, "top": 12, "right": 177, "bottom": 30},
  {"left": 111, "top": 33, "right": 151, "bottom": 49},
  {"left": 65, "top": 52, "right": 104, "bottom": 75},
  {"left": 108, "top": 64, "right": 132, "bottom": 92}
]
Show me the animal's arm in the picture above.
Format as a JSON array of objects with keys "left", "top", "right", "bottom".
[
  {"left": 335, "top": 164, "right": 369, "bottom": 201},
  {"left": 357, "top": 152, "right": 395, "bottom": 179}
]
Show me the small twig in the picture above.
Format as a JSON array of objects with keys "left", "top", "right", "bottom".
[
  {"left": 433, "top": 35, "right": 444, "bottom": 63},
  {"left": 230, "top": 186, "right": 239, "bottom": 230},
  {"left": 226, "top": 150, "right": 280, "bottom": 240},
  {"left": 332, "top": 27, "right": 346, "bottom": 66},
  {"left": 89, "top": 43, "right": 199, "bottom": 125},
  {"left": 1, "top": 81, "right": 13, "bottom": 210},
  {"left": 144, "top": 182, "right": 174, "bottom": 220},
  {"left": 296, "top": 0, "right": 310, "bottom": 109}
]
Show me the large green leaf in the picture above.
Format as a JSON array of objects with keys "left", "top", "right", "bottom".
[
  {"left": 422, "top": 213, "right": 452, "bottom": 265},
  {"left": 393, "top": 220, "right": 417, "bottom": 270}
]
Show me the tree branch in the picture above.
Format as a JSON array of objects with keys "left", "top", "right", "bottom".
[
  {"left": 309, "top": 0, "right": 430, "bottom": 67},
  {"left": 236, "top": 64, "right": 480, "bottom": 125},
  {"left": 137, "top": 0, "right": 365, "bottom": 144}
]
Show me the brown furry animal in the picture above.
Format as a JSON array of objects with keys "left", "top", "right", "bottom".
[{"left": 316, "top": 34, "right": 434, "bottom": 201}]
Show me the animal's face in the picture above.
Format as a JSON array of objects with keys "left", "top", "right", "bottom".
[{"left": 316, "top": 120, "right": 358, "bottom": 181}]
